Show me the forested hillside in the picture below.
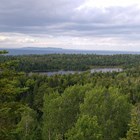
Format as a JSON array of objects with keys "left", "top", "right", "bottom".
[
  {"left": 0, "top": 52, "right": 140, "bottom": 140},
  {"left": 1, "top": 54, "right": 140, "bottom": 72}
]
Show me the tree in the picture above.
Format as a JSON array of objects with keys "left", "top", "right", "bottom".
[
  {"left": 66, "top": 115, "right": 102, "bottom": 140},
  {"left": 42, "top": 84, "right": 92, "bottom": 140},
  {"left": 122, "top": 104, "right": 140, "bottom": 140},
  {"left": 0, "top": 50, "right": 8, "bottom": 54},
  {"left": 16, "top": 106, "right": 37, "bottom": 140},
  {"left": 0, "top": 51, "right": 35, "bottom": 140},
  {"left": 42, "top": 91, "right": 61, "bottom": 140},
  {"left": 80, "top": 87, "right": 132, "bottom": 140}
]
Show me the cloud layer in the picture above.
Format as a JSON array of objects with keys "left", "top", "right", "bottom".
[{"left": 0, "top": 0, "right": 140, "bottom": 51}]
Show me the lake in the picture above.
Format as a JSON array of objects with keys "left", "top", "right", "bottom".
[
  {"left": 1, "top": 48, "right": 140, "bottom": 55},
  {"left": 90, "top": 68, "right": 123, "bottom": 73},
  {"left": 31, "top": 68, "right": 123, "bottom": 76}
]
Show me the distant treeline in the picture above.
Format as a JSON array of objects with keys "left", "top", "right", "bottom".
[{"left": 0, "top": 54, "right": 140, "bottom": 72}]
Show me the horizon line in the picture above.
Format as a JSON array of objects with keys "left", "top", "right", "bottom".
[{"left": 0, "top": 47, "right": 140, "bottom": 53}]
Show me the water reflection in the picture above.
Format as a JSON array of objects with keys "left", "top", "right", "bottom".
[
  {"left": 31, "top": 68, "right": 123, "bottom": 76},
  {"left": 90, "top": 68, "right": 123, "bottom": 73}
]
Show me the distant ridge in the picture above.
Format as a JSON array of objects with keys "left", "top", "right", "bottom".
[
  {"left": 21, "top": 47, "right": 63, "bottom": 50},
  {"left": 0, "top": 47, "right": 140, "bottom": 55}
]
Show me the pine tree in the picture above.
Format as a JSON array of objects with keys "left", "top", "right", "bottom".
[{"left": 123, "top": 104, "right": 140, "bottom": 140}]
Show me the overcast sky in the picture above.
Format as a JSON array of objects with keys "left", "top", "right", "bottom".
[{"left": 0, "top": 0, "right": 140, "bottom": 51}]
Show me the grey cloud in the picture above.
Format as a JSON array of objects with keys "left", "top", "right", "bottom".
[
  {"left": 0, "top": 0, "right": 84, "bottom": 26},
  {"left": 0, "top": 0, "right": 140, "bottom": 40}
]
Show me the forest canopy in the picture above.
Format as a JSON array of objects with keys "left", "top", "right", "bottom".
[
  {"left": 0, "top": 52, "right": 140, "bottom": 140},
  {"left": 0, "top": 54, "right": 140, "bottom": 72}
]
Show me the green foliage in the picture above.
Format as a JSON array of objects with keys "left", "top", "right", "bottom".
[
  {"left": 16, "top": 106, "right": 37, "bottom": 140},
  {"left": 0, "top": 51, "right": 36, "bottom": 140},
  {"left": 0, "top": 50, "right": 8, "bottom": 54},
  {"left": 42, "top": 91, "right": 61, "bottom": 140},
  {"left": 66, "top": 115, "right": 102, "bottom": 140},
  {"left": 122, "top": 104, "right": 140, "bottom": 140},
  {"left": 2, "top": 54, "right": 140, "bottom": 72},
  {"left": 80, "top": 87, "right": 132, "bottom": 140},
  {"left": 42, "top": 85, "right": 92, "bottom": 140},
  {"left": 1, "top": 52, "right": 140, "bottom": 140}
]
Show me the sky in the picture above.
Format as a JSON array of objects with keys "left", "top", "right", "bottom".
[{"left": 0, "top": 0, "right": 140, "bottom": 51}]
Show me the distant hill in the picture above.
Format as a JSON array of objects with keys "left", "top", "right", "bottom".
[
  {"left": 0, "top": 47, "right": 140, "bottom": 55},
  {"left": 21, "top": 47, "right": 63, "bottom": 50}
]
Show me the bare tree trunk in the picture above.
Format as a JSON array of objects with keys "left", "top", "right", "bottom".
[
  {"left": 49, "top": 130, "right": 51, "bottom": 140},
  {"left": 25, "top": 119, "right": 28, "bottom": 140}
]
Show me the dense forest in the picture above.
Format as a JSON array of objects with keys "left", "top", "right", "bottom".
[
  {"left": 0, "top": 51, "right": 140, "bottom": 140},
  {"left": 1, "top": 54, "right": 140, "bottom": 72}
]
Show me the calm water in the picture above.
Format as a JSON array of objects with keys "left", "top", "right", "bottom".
[
  {"left": 31, "top": 68, "right": 123, "bottom": 76},
  {"left": 1, "top": 48, "right": 140, "bottom": 55},
  {"left": 90, "top": 68, "right": 123, "bottom": 73}
]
